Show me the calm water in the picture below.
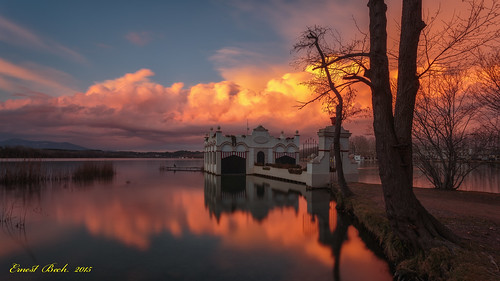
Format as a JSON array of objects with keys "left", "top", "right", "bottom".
[
  {"left": 0, "top": 159, "right": 392, "bottom": 281},
  {"left": 357, "top": 161, "right": 500, "bottom": 193}
]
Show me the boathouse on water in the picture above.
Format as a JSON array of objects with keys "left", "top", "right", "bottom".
[
  {"left": 204, "top": 125, "right": 300, "bottom": 175},
  {"left": 204, "top": 120, "right": 358, "bottom": 188}
]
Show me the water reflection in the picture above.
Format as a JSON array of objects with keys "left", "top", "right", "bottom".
[
  {"left": 204, "top": 174, "right": 392, "bottom": 281},
  {"left": 0, "top": 160, "right": 392, "bottom": 281},
  {"left": 204, "top": 175, "right": 300, "bottom": 222}
]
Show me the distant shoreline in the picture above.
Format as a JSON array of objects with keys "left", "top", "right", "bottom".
[{"left": 0, "top": 146, "right": 203, "bottom": 159}]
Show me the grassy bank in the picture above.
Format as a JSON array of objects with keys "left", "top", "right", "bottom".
[{"left": 336, "top": 183, "right": 500, "bottom": 281}]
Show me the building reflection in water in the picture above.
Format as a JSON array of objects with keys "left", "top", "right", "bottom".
[
  {"left": 204, "top": 174, "right": 390, "bottom": 281},
  {"left": 204, "top": 174, "right": 300, "bottom": 222}
]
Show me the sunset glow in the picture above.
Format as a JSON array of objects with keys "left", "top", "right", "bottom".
[
  {"left": 0, "top": 0, "right": 492, "bottom": 150},
  {"left": 0, "top": 2, "right": 498, "bottom": 281},
  {"left": 0, "top": 176, "right": 390, "bottom": 280}
]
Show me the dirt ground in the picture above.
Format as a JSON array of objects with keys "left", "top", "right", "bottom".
[{"left": 349, "top": 183, "right": 500, "bottom": 271}]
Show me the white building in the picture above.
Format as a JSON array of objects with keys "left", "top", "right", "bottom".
[
  {"left": 204, "top": 125, "right": 300, "bottom": 175},
  {"left": 204, "top": 120, "right": 358, "bottom": 188}
]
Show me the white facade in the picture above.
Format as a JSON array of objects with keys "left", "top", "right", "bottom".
[
  {"left": 204, "top": 125, "right": 300, "bottom": 175},
  {"left": 204, "top": 121, "right": 358, "bottom": 188}
]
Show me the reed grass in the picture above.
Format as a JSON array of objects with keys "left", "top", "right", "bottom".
[
  {"left": 0, "top": 159, "right": 115, "bottom": 186},
  {"left": 72, "top": 161, "right": 115, "bottom": 182},
  {"left": 0, "top": 159, "right": 58, "bottom": 185},
  {"left": 0, "top": 201, "right": 26, "bottom": 229}
]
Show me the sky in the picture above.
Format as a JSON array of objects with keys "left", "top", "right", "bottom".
[{"left": 0, "top": 0, "right": 476, "bottom": 151}]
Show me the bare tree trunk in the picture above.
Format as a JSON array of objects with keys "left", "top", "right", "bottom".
[
  {"left": 293, "top": 27, "right": 364, "bottom": 198},
  {"left": 333, "top": 105, "right": 353, "bottom": 197},
  {"left": 395, "top": 0, "right": 424, "bottom": 180},
  {"left": 368, "top": 0, "right": 459, "bottom": 252},
  {"left": 312, "top": 33, "right": 354, "bottom": 198}
]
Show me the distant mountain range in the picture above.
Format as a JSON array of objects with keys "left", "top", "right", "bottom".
[
  {"left": 0, "top": 138, "right": 89, "bottom": 150},
  {"left": 0, "top": 138, "right": 203, "bottom": 158}
]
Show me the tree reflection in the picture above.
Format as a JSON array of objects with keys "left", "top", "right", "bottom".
[
  {"left": 204, "top": 174, "right": 391, "bottom": 281},
  {"left": 316, "top": 203, "right": 350, "bottom": 281}
]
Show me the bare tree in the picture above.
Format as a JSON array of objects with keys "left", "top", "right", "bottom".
[
  {"left": 413, "top": 70, "right": 481, "bottom": 190},
  {"left": 476, "top": 50, "right": 500, "bottom": 113},
  {"left": 368, "top": 0, "right": 498, "bottom": 252},
  {"left": 365, "top": 0, "right": 457, "bottom": 252},
  {"left": 292, "top": 0, "right": 499, "bottom": 254},
  {"left": 473, "top": 50, "right": 500, "bottom": 160},
  {"left": 350, "top": 135, "right": 376, "bottom": 159},
  {"left": 293, "top": 26, "right": 369, "bottom": 198}
]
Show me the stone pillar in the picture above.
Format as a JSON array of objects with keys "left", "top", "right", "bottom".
[
  {"left": 215, "top": 150, "right": 222, "bottom": 175},
  {"left": 306, "top": 119, "right": 358, "bottom": 187},
  {"left": 204, "top": 148, "right": 207, "bottom": 171},
  {"left": 247, "top": 147, "right": 254, "bottom": 174},
  {"left": 267, "top": 148, "right": 273, "bottom": 164},
  {"left": 306, "top": 125, "right": 334, "bottom": 187}
]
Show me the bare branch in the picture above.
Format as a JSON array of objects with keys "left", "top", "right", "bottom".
[
  {"left": 295, "top": 89, "right": 330, "bottom": 110},
  {"left": 312, "top": 53, "right": 370, "bottom": 70},
  {"left": 343, "top": 75, "right": 373, "bottom": 88},
  {"left": 418, "top": 0, "right": 500, "bottom": 77}
]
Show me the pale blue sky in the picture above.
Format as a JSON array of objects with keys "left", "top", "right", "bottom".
[{"left": 0, "top": 0, "right": 290, "bottom": 97}]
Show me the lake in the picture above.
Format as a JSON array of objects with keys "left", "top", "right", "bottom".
[
  {"left": 0, "top": 159, "right": 392, "bottom": 281},
  {"left": 357, "top": 161, "right": 500, "bottom": 194}
]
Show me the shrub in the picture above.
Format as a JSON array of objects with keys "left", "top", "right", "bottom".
[{"left": 288, "top": 168, "right": 303, "bottom": 174}]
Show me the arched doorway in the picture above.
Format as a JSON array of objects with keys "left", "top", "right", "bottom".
[
  {"left": 257, "top": 151, "right": 265, "bottom": 165},
  {"left": 275, "top": 155, "right": 296, "bottom": 165},
  {"left": 221, "top": 155, "right": 246, "bottom": 174}
]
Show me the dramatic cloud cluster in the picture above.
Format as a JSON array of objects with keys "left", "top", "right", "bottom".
[
  {"left": 0, "top": 68, "right": 369, "bottom": 150},
  {"left": 1, "top": 0, "right": 407, "bottom": 151}
]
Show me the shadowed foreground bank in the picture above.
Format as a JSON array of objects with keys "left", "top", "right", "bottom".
[{"left": 342, "top": 183, "right": 500, "bottom": 281}]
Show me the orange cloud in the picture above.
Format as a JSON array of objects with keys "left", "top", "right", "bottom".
[
  {"left": 125, "top": 31, "right": 155, "bottom": 46},
  {"left": 0, "top": 66, "right": 347, "bottom": 150},
  {"left": 0, "top": 52, "right": 378, "bottom": 151},
  {"left": 210, "top": 47, "right": 292, "bottom": 91},
  {"left": 0, "top": 58, "right": 78, "bottom": 96}
]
